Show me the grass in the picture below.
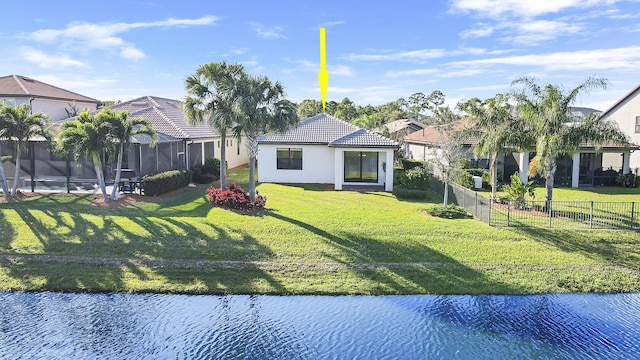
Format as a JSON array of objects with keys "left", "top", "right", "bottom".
[{"left": 0, "top": 168, "right": 639, "bottom": 295}]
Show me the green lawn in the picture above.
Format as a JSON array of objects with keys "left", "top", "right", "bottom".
[
  {"left": 1, "top": 169, "right": 639, "bottom": 295},
  {"left": 481, "top": 185, "right": 640, "bottom": 202}
]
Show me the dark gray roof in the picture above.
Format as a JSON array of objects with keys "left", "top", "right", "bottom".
[
  {"left": 259, "top": 113, "right": 398, "bottom": 148},
  {"left": 108, "top": 96, "right": 218, "bottom": 140}
]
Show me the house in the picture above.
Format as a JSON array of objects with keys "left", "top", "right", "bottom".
[
  {"left": 373, "top": 119, "right": 425, "bottom": 157},
  {"left": 0, "top": 75, "right": 100, "bottom": 121},
  {"left": 404, "top": 117, "right": 635, "bottom": 188},
  {"left": 258, "top": 113, "right": 399, "bottom": 191},
  {"left": 1, "top": 76, "right": 249, "bottom": 191},
  {"left": 104, "top": 96, "right": 249, "bottom": 175},
  {"left": 598, "top": 84, "right": 640, "bottom": 170}
]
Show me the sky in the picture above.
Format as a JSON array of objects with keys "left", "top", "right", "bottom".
[{"left": 1, "top": 0, "right": 640, "bottom": 111}]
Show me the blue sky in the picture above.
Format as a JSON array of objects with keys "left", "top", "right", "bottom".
[{"left": 1, "top": 0, "right": 639, "bottom": 111}]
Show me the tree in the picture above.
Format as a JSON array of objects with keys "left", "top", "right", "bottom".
[
  {"left": 100, "top": 109, "right": 157, "bottom": 200},
  {"left": 0, "top": 105, "right": 10, "bottom": 198},
  {"left": 0, "top": 104, "right": 51, "bottom": 196},
  {"left": 512, "top": 76, "right": 629, "bottom": 205},
  {"left": 185, "top": 61, "right": 246, "bottom": 190},
  {"left": 232, "top": 74, "right": 298, "bottom": 201},
  {"left": 425, "top": 105, "right": 466, "bottom": 208},
  {"left": 57, "top": 110, "right": 111, "bottom": 202},
  {"left": 297, "top": 99, "right": 323, "bottom": 118},
  {"left": 459, "top": 94, "right": 528, "bottom": 202},
  {"left": 335, "top": 97, "right": 358, "bottom": 121}
]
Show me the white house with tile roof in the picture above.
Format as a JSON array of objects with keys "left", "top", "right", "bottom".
[
  {"left": 258, "top": 114, "right": 399, "bottom": 191},
  {"left": 0, "top": 75, "right": 100, "bottom": 121}
]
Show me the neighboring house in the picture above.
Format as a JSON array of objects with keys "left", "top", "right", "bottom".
[
  {"left": 373, "top": 119, "right": 425, "bottom": 156},
  {"left": 404, "top": 118, "right": 635, "bottom": 188},
  {"left": 598, "top": 84, "right": 640, "bottom": 170},
  {"left": 1, "top": 82, "right": 249, "bottom": 191},
  {"left": 258, "top": 113, "right": 399, "bottom": 191},
  {"left": 0, "top": 75, "right": 100, "bottom": 121},
  {"left": 105, "top": 96, "right": 249, "bottom": 175}
]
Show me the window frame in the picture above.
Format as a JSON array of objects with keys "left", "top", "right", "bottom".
[
  {"left": 344, "top": 151, "right": 379, "bottom": 183},
  {"left": 276, "top": 147, "right": 303, "bottom": 170}
]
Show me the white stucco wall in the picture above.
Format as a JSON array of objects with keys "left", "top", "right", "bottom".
[
  {"left": 258, "top": 144, "right": 335, "bottom": 184},
  {"left": 31, "top": 98, "right": 98, "bottom": 121},
  {"left": 600, "top": 91, "right": 640, "bottom": 168}
]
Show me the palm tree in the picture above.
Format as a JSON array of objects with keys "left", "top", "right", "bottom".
[
  {"left": 57, "top": 110, "right": 111, "bottom": 202},
  {"left": 0, "top": 104, "right": 51, "bottom": 196},
  {"left": 99, "top": 109, "right": 157, "bottom": 200},
  {"left": 512, "top": 76, "right": 629, "bottom": 205},
  {"left": 184, "top": 61, "right": 246, "bottom": 190},
  {"left": 232, "top": 74, "right": 298, "bottom": 201},
  {"left": 0, "top": 105, "right": 10, "bottom": 198},
  {"left": 459, "top": 94, "right": 529, "bottom": 203}
]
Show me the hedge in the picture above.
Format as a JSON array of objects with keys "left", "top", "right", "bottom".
[
  {"left": 399, "top": 158, "right": 425, "bottom": 171},
  {"left": 393, "top": 186, "right": 429, "bottom": 200},
  {"left": 143, "top": 169, "right": 192, "bottom": 196}
]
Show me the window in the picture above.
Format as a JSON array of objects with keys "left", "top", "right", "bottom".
[
  {"left": 217, "top": 140, "right": 220, "bottom": 148},
  {"left": 277, "top": 148, "right": 302, "bottom": 170},
  {"left": 344, "top": 151, "right": 378, "bottom": 182},
  {"left": 635, "top": 116, "right": 640, "bottom": 134},
  {"left": 1, "top": 98, "right": 16, "bottom": 107}
]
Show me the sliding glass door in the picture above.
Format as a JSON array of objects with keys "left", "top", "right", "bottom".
[{"left": 344, "top": 151, "right": 378, "bottom": 182}]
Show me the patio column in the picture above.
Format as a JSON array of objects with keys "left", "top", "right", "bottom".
[
  {"left": 572, "top": 153, "right": 580, "bottom": 188},
  {"left": 334, "top": 149, "right": 343, "bottom": 190},
  {"left": 385, "top": 149, "right": 394, "bottom": 191},
  {"left": 518, "top": 152, "right": 529, "bottom": 184},
  {"left": 623, "top": 152, "right": 630, "bottom": 174}
]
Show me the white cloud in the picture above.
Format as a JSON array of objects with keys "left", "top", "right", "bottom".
[
  {"left": 387, "top": 68, "right": 440, "bottom": 77},
  {"left": 460, "top": 24, "right": 495, "bottom": 38},
  {"left": 449, "top": 0, "right": 617, "bottom": 18},
  {"left": 449, "top": 46, "right": 640, "bottom": 71},
  {"left": 120, "top": 46, "right": 146, "bottom": 60},
  {"left": 20, "top": 46, "right": 86, "bottom": 68},
  {"left": 327, "top": 64, "right": 354, "bottom": 77},
  {"left": 251, "top": 23, "right": 287, "bottom": 39},
  {"left": 231, "top": 47, "right": 249, "bottom": 55},
  {"left": 27, "top": 16, "right": 217, "bottom": 60},
  {"left": 344, "top": 49, "right": 448, "bottom": 62}
]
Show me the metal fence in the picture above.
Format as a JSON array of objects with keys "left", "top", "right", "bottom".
[{"left": 432, "top": 179, "right": 640, "bottom": 230}]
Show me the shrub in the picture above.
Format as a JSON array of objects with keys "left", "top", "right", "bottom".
[
  {"left": 143, "top": 169, "right": 192, "bottom": 196},
  {"left": 455, "top": 171, "right": 474, "bottom": 189},
  {"left": 203, "top": 157, "right": 221, "bottom": 176},
  {"left": 502, "top": 172, "right": 535, "bottom": 209},
  {"left": 398, "top": 166, "right": 431, "bottom": 190},
  {"left": 425, "top": 204, "right": 470, "bottom": 219},
  {"left": 399, "top": 158, "right": 425, "bottom": 171},
  {"left": 206, "top": 183, "right": 267, "bottom": 212},
  {"left": 616, "top": 173, "right": 635, "bottom": 188},
  {"left": 393, "top": 187, "right": 429, "bottom": 200}
]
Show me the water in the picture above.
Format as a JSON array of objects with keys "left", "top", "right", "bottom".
[{"left": 0, "top": 292, "right": 638, "bottom": 359}]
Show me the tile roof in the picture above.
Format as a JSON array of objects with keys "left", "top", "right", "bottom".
[
  {"left": 0, "top": 75, "right": 100, "bottom": 103},
  {"left": 259, "top": 113, "right": 399, "bottom": 148},
  {"left": 373, "top": 119, "right": 425, "bottom": 135},
  {"left": 106, "top": 96, "right": 218, "bottom": 140}
]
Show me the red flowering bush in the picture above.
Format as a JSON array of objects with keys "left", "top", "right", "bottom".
[{"left": 206, "top": 183, "right": 267, "bottom": 212}]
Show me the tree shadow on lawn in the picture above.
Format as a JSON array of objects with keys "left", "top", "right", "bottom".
[
  {"left": 266, "top": 211, "right": 519, "bottom": 295},
  {"left": 0, "top": 208, "right": 16, "bottom": 252},
  {"left": 512, "top": 227, "right": 640, "bottom": 270},
  {"left": 0, "top": 214, "right": 287, "bottom": 294}
]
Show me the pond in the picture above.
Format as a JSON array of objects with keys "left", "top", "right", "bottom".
[{"left": 1, "top": 292, "right": 638, "bottom": 359}]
